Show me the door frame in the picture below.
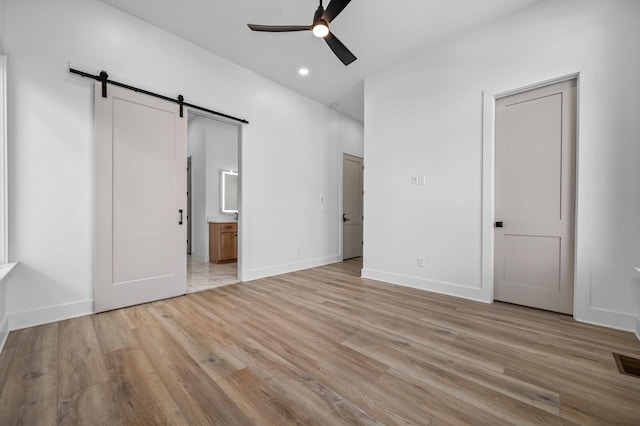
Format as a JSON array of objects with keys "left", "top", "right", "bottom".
[
  {"left": 187, "top": 155, "right": 192, "bottom": 255},
  {"left": 493, "top": 79, "right": 577, "bottom": 314},
  {"left": 0, "top": 56, "right": 6, "bottom": 265},
  {"left": 186, "top": 109, "right": 244, "bottom": 281},
  {"left": 342, "top": 153, "right": 363, "bottom": 260},
  {"left": 481, "top": 67, "right": 593, "bottom": 317},
  {"left": 340, "top": 150, "right": 364, "bottom": 261}
]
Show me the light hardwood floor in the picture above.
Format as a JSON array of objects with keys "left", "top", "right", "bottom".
[{"left": 1, "top": 258, "right": 639, "bottom": 424}]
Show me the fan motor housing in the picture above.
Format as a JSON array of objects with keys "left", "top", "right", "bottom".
[{"left": 313, "top": 5, "right": 325, "bottom": 24}]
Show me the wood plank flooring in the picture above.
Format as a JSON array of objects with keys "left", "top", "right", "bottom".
[{"left": 1, "top": 258, "right": 639, "bottom": 424}]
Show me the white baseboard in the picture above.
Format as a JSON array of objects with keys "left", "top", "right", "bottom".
[
  {"left": 362, "top": 269, "right": 640, "bottom": 338},
  {"left": 361, "top": 268, "right": 490, "bottom": 304},
  {"left": 0, "top": 314, "right": 8, "bottom": 353},
  {"left": 574, "top": 305, "right": 637, "bottom": 334},
  {"left": 190, "top": 253, "right": 207, "bottom": 263},
  {"left": 0, "top": 262, "right": 17, "bottom": 352},
  {"left": 243, "top": 255, "right": 343, "bottom": 282},
  {"left": 9, "top": 299, "right": 94, "bottom": 331}
]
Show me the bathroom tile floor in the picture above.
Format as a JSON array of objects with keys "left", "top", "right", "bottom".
[{"left": 186, "top": 255, "right": 240, "bottom": 293}]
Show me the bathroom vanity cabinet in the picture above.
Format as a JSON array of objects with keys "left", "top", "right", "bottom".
[{"left": 209, "top": 222, "right": 237, "bottom": 264}]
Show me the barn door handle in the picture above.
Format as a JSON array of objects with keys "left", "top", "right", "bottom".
[
  {"left": 179, "top": 209, "right": 184, "bottom": 225},
  {"left": 343, "top": 213, "right": 350, "bottom": 222},
  {"left": 495, "top": 221, "right": 503, "bottom": 228}
]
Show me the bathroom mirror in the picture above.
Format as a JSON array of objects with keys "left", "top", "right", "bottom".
[{"left": 221, "top": 170, "right": 238, "bottom": 213}]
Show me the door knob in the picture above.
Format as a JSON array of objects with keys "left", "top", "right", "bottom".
[
  {"left": 343, "top": 213, "right": 350, "bottom": 222},
  {"left": 495, "top": 221, "right": 503, "bottom": 228}
]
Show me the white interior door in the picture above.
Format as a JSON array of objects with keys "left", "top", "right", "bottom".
[
  {"left": 343, "top": 154, "right": 363, "bottom": 259},
  {"left": 94, "top": 82, "right": 187, "bottom": 313},
  {"left": 494, "top": 79, "right": 576, "bottom": 314}
]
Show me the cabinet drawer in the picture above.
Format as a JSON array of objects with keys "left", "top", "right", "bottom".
[{"left": 220, "top": 223, "right": 237, "bottom": 232}]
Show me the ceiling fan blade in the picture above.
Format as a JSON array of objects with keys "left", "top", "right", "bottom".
[
  {"left": 247, "top": 24, "right": 311, "bottom": 32},
  {"left": 324, "top": 31, "right": 357, "bottom": 66},
  {"left": 322, "top": 0, "right": 351, "bottom": 22}
]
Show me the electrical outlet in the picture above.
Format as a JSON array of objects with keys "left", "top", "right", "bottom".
[
  {"left": 418, "top": 175, "right": 426, "bottom": 185},
  {"left": 411, "top": 175, "right": 418, "bottom": 185},
  {"left": 417, "top": 257, "right": 425, "bottom": 267}
]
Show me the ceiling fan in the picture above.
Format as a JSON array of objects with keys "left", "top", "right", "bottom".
[{"left": 247, "top": 0, "right": 357, "bottom": 66}]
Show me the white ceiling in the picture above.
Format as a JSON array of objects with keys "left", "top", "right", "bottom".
[{"left": 100, "top": 0, "right": 541, "bottom": 122}]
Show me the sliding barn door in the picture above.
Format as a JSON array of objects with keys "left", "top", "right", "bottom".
[{"left": 94, "top": 82, "right": 187, "bottom": 313}]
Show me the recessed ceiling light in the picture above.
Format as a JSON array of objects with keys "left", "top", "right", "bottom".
[{"left": 298, "top": 68, "right": 309, "bottom": 76}]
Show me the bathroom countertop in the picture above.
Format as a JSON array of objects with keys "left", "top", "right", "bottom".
[{"left": 207, "top": 216, "right": 237, "bottom": 223}]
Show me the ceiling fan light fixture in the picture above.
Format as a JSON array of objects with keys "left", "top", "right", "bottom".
[
  {"left": 247, "top": 0, "right": 357, "bottom": 66},
  {"left": 312, "top": 20, "right": 329, "bottom": 38}
]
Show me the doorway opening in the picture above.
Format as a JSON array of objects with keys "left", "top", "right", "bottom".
[
  {"left": 343, "top": 153, "right": 363, "bottom": 260},
  {"left": 186, "top": 111, "right": 241, "bottom": 293}
]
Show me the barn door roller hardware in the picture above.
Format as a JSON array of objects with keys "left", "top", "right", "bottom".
[{"left": 69, "top": 67, "right": 249, "bottom": 124}]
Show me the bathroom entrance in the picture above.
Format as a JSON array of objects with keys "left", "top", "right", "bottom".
[{"left": 186, "top": 112, "right": 241, "bottom": 292}]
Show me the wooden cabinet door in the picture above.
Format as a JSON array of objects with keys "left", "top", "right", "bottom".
[{"left": 220, "top": 231, "right": 237, "bottom": 261}]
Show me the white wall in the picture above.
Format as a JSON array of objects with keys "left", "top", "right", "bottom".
[
  {"left": 0, "top": 280, "right": 6, "bottom": 348},
  {"left": 204, "top": 118, "right": 238, "bottom": 219},
  {"left": 363, "top": 0, "right": 640, "bottom": 332},
  {"left": 0, "top": 55, "right": 6, "bottom": 347},
  {"left": 4, "top": 0, "right": 363, "bottom": 329},
  {"left": 0, "top": 0, "right": 5, "bottom": 54},
  {"left": 187, "top": 116, "right": 207, "bottom": 261}
]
